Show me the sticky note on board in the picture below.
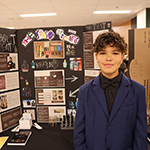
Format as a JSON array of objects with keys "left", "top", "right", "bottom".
[
  {"left": 44, "top": 41, "right": 49, "bottom": 47},
  {"left": 57, "top": 46, "right": 61, "bottom": 51},
  {"left": 50, "top": 46, "right": 54, "bottom": 51},
  {"left": 54, "top": 46, "right": 57, "bottom": 51}
]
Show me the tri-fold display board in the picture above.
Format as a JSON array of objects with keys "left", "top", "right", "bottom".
[
  {"left": 0, "top": 28, "right": 22, "bottom": 132},
  {"left": 0, "top": 22, "right": 111, "bottom": 131}
]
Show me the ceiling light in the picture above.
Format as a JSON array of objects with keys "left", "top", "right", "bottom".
[
  {"left": 20, "top": 13, "right": 57, "bottom": 17},
  {"left": 93, "top": 10, "right": 131, "bottom": 14},
  {"left": 7, "top": 27, "right": 15, "bottom": 29}
]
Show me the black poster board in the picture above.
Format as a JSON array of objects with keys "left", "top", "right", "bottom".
[{"left": 17, "top": 26, "right": 84, "bottom": 121}]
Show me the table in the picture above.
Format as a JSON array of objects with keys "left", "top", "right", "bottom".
[
  {"left": 0, "top": 123, "right": 74, "bottom": 150},
  {"left": 1, "top": 124, "right": 150, "bottom": 150}
]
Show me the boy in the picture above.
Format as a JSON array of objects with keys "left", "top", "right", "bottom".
[
  {"left": 74, "top": 31, "right": 148, "bottom": 150},
  {"left": 7, "top": 57, "right": 15, "bottom": 69}
]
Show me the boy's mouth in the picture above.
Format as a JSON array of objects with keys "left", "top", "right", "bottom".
[{"left": 104, "top": 64, "right": 113, "bottom": 67}]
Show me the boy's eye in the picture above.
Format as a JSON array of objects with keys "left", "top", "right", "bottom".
[
  {"left": 99, "top": 52, "right": 106, "bottom": 55},
  {"left": 113, "top": 52, "right": 119, "bottom": 55}
]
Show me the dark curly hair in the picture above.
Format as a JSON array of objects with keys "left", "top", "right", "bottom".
[{"left": 93, "top": 31, "right": 127, "bottom": 54}]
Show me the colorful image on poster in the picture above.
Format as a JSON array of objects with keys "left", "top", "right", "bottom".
[
  {"left": 22, "top": 99, "right": 36, "bottom": 108},
  {"left": 69, "top": 58, "right": 82, "bottom": 71},
  {"left": 21, "top": 60, "right": 29, "bottom": 72},
  {"left": 0, "top": 90, "right": 20, "bottom": 113},
  {"left": 0, "top": 75, "right": 5, "bottom": 90},
  {"left": 0, "top": 94, "right": 7, "bottom": 109},
  {"left": 22, "top": 87, "right": 31, "bottom": 97},
  {"left": 66, "top": 44, "right": 75, "bottom": 56},
  {"left": 49, "top": 106, "right": 66, "bottom": 117},
  {"left": 34, "top": 41, "right": 64, "bottom": 59},
  {"left": 0, "top": 53, "right": 18, "bottom": 72}
]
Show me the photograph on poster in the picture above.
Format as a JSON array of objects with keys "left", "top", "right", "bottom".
[
  {"left": 49, "top": 106, "right": 66, "bottom": 118},
  {"left": 22, "top": 99, "right": 36, "bottom": 108},
  {"left": 0, "top": 72, "right": 19, "bottom": 92},
  {"left": 34, "top": 70, "right": 65, "bottom": 87},
  {"left": 66, "top": 44, "right": 75, "bottom": 56},
  {"left": 0, "top": 53, "right": 18, "bottom": 72},
  {"left": 23, "top": 109, "right": 36, "bottom": 120},
  {"left": 37, "top": 106, "right": 66, "bottom": 123},
  {"left": 34, "top": 41, "right": 64, "bottom": 59},
  {"left": 0, "top": 90, "right": 20, "bottom": 113},
  {"left": 84, "top": 70, "right": 100, "bottom": 83},
  {"left": 36, "top": 88, "right": 65, "bottom": 105},
  {"left": 0, "top": 75, "right": 5, "bottom": 90},
  {"left": 69, "top": 58, "right": 82, "bottom": 71}
]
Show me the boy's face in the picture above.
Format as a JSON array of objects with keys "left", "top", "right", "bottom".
[{"left": 95, "top": 45, "right": 124, "bottom": 79}]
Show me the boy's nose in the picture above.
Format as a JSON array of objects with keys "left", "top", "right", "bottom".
[{"left": 106, "top": 55, "right": 112, "bottom": 61}]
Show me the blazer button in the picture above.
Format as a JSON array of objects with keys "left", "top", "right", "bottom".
[{"left": 108, "top": 126, "right": 112, "bottom": 129}]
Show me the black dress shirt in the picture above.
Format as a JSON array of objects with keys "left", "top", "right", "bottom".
[{"left": 100, "top": 72, "right": 122, "bottom": 115}]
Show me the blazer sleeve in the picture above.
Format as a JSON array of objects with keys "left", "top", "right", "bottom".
[
  {"left": 74, "top": 88, "right": 87, "bottom": 150},
  {"left": 133, "top": 87, "right": 148, "bottom": 150}
]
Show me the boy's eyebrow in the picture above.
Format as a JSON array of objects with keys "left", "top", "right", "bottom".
[
  {"left": 99, "top": 49, "right": 106, "bottom": 51},
  {"left": 112, "top": 49, "right": 120, "bottom": 51}
]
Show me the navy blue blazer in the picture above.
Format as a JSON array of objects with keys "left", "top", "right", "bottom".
[{"left": 74, "top": 73, "right": 147, "bottom": 150}]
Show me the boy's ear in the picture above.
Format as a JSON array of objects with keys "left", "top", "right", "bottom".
[
  {"left": 121, "top": 53, "right": 125, "bottom": 63},
  {"left": 95, "top": 53, "right": 98, "bottom": 60}
]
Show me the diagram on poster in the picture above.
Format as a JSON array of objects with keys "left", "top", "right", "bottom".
[
  {"left": 34, "top": 70, "right": 65, "bottom": 87},
  {"left": 34, "top": 41, "right": 64, "bottom": 59},
  {"left": 0, "top": 90, "right": 20, "bottom": 113},
  {"left": 0, "top": 72, "right": 19, "bottom": 92},
  {"left": 0, "top": 53, "right": 18, "bottom": 72},
  {"left": 36, "top": 88, "right": 65, "bottom": 105}
]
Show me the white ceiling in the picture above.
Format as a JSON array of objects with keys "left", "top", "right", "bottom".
[{"left": 0, "top": 0, "right": 150, "bottom": 29}]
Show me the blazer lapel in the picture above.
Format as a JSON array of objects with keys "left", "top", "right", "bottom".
[
  {"left": 92, "top": 75, "right": 109, "bottom": 118},
  {"left": 108, "top": 74, "right": 131, "bottom": 124}
]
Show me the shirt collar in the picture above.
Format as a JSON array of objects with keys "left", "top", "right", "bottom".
[{"left": 100, "top": 72, "right": 122, "bottom": 89}]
